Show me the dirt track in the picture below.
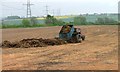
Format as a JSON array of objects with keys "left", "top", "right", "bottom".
[{"left": 2, "top": 25, "right": 118, "bottom": 70}]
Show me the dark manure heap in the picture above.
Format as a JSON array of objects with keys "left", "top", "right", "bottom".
[{"left": 1, "top": 38, "right": 67, "bottom": 48}]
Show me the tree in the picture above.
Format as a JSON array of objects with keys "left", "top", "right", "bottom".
[
  {"left": 22, "top": 18, "right": 30, "bottom": 27},
  {"left": 74, "top": 16, "right": 87, "bottom": 25},
  {"left": 45, "top": 15, "right": 56, "bottom": 24},
  {"left": 30, "top": 17, "right": 38, "bottom": 25},
  {"left": 45, "top": 15, "right": 64, "bottom": 25},
  {"left": 6, "top": 16, "right": 20, "bottom": 19},
  {"left": 96, "top": 17, "right": 117, "bottom": 24},
  {"left": 95, "top": 18, "right": 104, "bottom": 24},
  {"left": 104, "top": 17, "right": 117, "bottom": 24}
]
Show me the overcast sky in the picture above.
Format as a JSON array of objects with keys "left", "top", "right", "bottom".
[{"left": 0, "top": 0, "right": 119, "bottom": 18}]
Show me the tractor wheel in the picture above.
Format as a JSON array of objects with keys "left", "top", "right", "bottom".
[
  {"left": 81, "top": 35, "right": 85, "bottom": 41},
  {"left": 76, "top": 34, "right": 81, "bottom": 43}
]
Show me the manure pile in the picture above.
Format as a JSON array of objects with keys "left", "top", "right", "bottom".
[{"left": 1, "top": 38, "right": 67, "bottom": 48}]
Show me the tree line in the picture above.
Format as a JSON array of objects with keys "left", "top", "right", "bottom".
[
  {"left": 21, "top": 15, "right": 118, "bottom": 27},
  {"left": 74, "top": 16, "right": 118, "bottom": 25}
]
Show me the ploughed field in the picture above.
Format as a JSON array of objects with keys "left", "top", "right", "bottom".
[{"left": 2, "top": 25, "right": 118, "bottom": 70}]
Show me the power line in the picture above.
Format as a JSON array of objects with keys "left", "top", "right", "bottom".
[{"left": 23, "top": 0, "right": 34, "bottom": 18}]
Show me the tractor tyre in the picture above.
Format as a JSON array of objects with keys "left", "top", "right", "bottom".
[
  {"left": 81, "top": 35, "right": 85, "bottom": 41},
  {"left": 76, "top": 34, "right": 81, "bottom": 43}
]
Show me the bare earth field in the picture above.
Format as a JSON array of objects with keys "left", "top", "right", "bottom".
[{"left": 2, "top": 25, "right": 118, "bottom": 70}]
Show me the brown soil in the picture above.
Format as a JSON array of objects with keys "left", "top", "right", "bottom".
[{"left": 1, "top": 25, "right": 118, "bottom": 70}]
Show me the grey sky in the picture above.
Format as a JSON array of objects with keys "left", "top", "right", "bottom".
[{"left": 0, "top": 0, "right": 119, "bottom": 18}]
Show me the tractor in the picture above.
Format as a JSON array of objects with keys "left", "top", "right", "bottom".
[{"left": 59, "top": 25, "right": 85, "bottom": 43}]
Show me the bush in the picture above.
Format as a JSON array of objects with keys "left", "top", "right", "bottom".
[
  {"left": 74, "top": 16, "right": 87, "bottom": 25},
  {"left": 6, "top": 16, "right": 20, "bottom": 19},
  {"left": 45, "top": 15, "right": 65, "bottom": 25},
  {"left": 45, "top": 15, "right": 55, "bottom": 24},
  {"left": 95, "top": 18, "right": 104, "bottom": 24},
  {"left": 95, "top": 17, "right": 118, "bottom": 25},
  {"left": 30, "top": 17, "right": 38, "bottom": 25},
  {"left": 22, "top": 17, "right": 38, "bottom": 27},
  {"left": 22, "top": 18, "right": 30, "bottom": 27}
]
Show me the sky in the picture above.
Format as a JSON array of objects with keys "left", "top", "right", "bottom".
[{"left": 0, "top": 0, "right": 119, "bottom": 18}]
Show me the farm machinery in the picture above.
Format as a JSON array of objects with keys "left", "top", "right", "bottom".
[{"left": 59, "top": 25, "right": 85, "bottom": 43}]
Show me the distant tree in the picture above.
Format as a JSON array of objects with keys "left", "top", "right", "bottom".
[
  {"left": 45, "top": 15, "right": 64, "bottom": 25},
  {"left": 95, "top": 18, "right": 104, "bottom": 24},
  {"left": 104, "top": 17, "right": 117, "bottom": 24},
  {"left": 6, "top": 16, "right": 20, "bottom": 19},
  {"left": 22, "top": 18, "right": 30, "bottom": 27},
  {"left": 74, "top": 16, "right": 87, "bottom": 25},
  {"left": 45, "top": 15, "right": 55, "bottom": 24},
  {"left": 96, "top": 17, "right": 117, "bottom": 24},
  {"left": 30, "top": 17, "right": 38, "bottom": 25}
]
